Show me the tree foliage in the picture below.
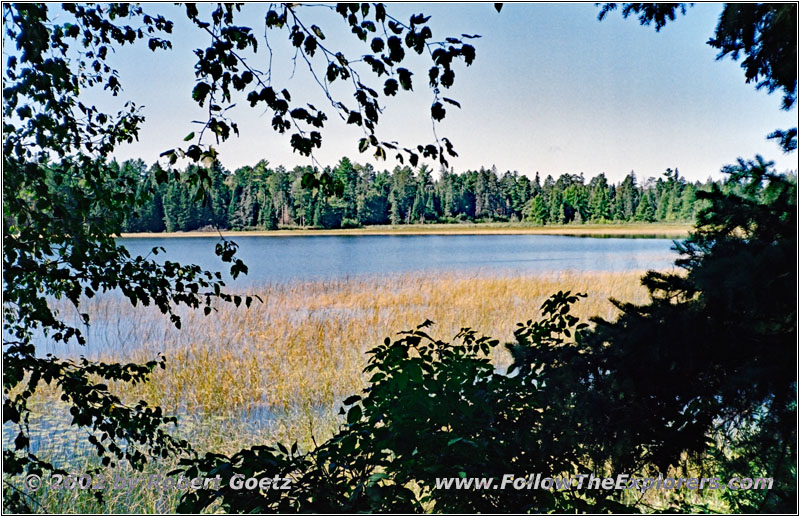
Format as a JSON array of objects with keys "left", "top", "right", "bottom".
[
  {"left": 2, "top": 3, "right": 482, "bottom": 511},
  {"left": 3, "top": 2, "right": 796, "bottom": 513},
  {"left": 175, "top": 4, "right": 796, "bottom": 512},
  {"left": 159, "top": 2, "right": 479, "bottom": 172},
  {"left": 176, "top": 293, "right": 609, "bottom": 513},
  {"left": 570, "top": 159, "right": 796, "bottom": 512},
  {"left": 118, "top": 159, "right": 708, "bottom": 231}
]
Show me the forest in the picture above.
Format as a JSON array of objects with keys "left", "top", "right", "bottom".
[{"left": 118, "top": 157, "right": 707, "bottom": 232}]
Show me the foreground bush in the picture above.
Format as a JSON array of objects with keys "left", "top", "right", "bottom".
[{"left": 177, "top": 291, "right": 606, "bottom": 513}]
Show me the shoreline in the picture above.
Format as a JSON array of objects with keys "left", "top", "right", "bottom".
[{"left": 120, "top": 223, "right": 692, "bottom": 239}]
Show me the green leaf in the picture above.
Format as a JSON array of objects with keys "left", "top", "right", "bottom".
[
  {"left": 431, "top": 102, "right": 446, "bottom": 121},
  {"left": 192, "top": 82, "right": 211, "bottom": 104},
  {"left": 347, "top": 405, "right": 362, "bottom": 424},
  {"left": 397, "top": 68, "right": 413, "bottom": 90},
  {"left": 342, "top": 395, "right": 362, "bottom": 405},
  {"left": 368, "top": 472, "right": 389, "bottom": 483},
  {"left": 383, "top": 78, "right": 398, "bottom": 96}
]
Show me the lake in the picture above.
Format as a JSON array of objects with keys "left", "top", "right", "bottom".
[
  {"left": 119, "top": 234, "right": 679, "bottom": 286},
  {"left": 31, "top": 233, "right": 678, "bottom": 358}
]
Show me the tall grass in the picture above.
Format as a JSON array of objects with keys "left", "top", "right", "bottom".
[
  {"left": 67, "top": 271, "right": 653, "bottom": 423},
  {"left": 10, "top": 270, "right": 666, "bottom": 512},
  {"left": 121, "top": 222, "right": 692, "bottom": 239}
]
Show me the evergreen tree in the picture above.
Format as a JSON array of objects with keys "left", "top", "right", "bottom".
[
  {"left": 589, "top": 174, "right": 612, "bottom": 221},
  {"left": 532, "top": 171, "right": 543, "bottom": 197},
  {"left": 260, "top": 190, "right": 278, "bottom": 230},
  {"left": 513, "top": 174, "right": 532, "bottom": 218},
  {"left": 634, "top": 188, "right": 656, "bottom": 222},
  {"left": 100, "top": 156, "right": 721, "bottom": 231},
  {"left": 388, "top": 189, "right": 401, "bottom": 225},
  {"left": 615, "top": 172, "right": 638, "bottom": 220},
  {"left": 426, "top": 192, "right": 437, "bottom": 221},
  {"left": 312, "top": 193, "right": 324, "bottom": 227},
  {"left": 291, "top": 168, "right": 316, "bottom": 227},
  {"left": 334, "top": 157, "right": 358, "bottom": 220},
  {"left": 680, "top": 184, "right": 698, "bottom": 221},
  {"left": 548, "top": 190, "right": 563, "bottom": 224},
  {"left": 524, "top": 195, "right": 548, "bottom": 225},
  {"left": 410, "top": 185, "right": 424, "bottom": 223},
  {"left": 125, "top": 161, "right": 167, "bottom": 232}
]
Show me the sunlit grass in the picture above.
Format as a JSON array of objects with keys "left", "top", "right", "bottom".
[
  {"left": 120, "top": 222, "right": 692, "bottom": 239},
  {"left": 87, "top": 270, "right": 654, "bottom": 421},
  {"left": 11, "top": 270, "right": 686, "bottom": 513}
]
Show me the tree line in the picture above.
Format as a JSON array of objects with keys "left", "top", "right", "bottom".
[{"left": 118, "top": 157, "right": 712, "bottom": 232}]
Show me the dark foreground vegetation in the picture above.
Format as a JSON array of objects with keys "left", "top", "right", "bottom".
[{"left": 118, "top": 158, "right": 708, "bottom": 232}]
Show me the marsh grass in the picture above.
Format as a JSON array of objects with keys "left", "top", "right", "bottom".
[
  {"left": 48, "top": 270, "right": 655, "bottom": 420},
  {"left": 10, "top": 270, "right": 689, "bottom": 513},
  {"left": 121, "top": 222, "right": 692, "bottom": 239}
]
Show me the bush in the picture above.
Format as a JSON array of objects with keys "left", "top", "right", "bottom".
[
  {"left": 175, "top": 292, "right": 616, "bottom": 513},
  {"left": 340, "top": 217, "right": 362, "bottom": 229}
]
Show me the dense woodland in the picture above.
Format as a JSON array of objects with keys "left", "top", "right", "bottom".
[{"left": 118, "top": 157, "right": 711, "bottom": 232}]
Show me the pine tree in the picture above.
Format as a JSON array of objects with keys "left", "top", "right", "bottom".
[
  {"left": 334, "top": 157, "right": 358, "bottom": 219},
  {"left": 312, "top": 193, "right": 323, "bottom": 227},
  {"left": 411, "top": 185, "right": 424, "bottom": 223},
  {"left": 679, "top": 184, "right": 697, "bottom": 221},
  {"left": 474, "top": 168, "right": 488, "bottom": 218},
  {"left": 548, "top": 191, "right": 563, "bottom": 224},
  {"left": 524, "top": 195, "right": 548, "bottom": 225},
  {"left": 558, "top": 203, "right": 567, "bottom": 224},
  {"left": 425, "top": 192, "right": 436, "bottom": 221},
  {"left": 260, "top": 191, "right": 278, "bottom": 230},
  {"left": 388, "top": 189, "right": 401, "bottom": 225},
  {"left": 634, "top": 189, "right": 656, "bottom": 222},
  {"left": 620, "top": 172, "right": 638, "bottom": 220},
  {"left": 589, "top": 180, "right": 612, "bottom": 221}
]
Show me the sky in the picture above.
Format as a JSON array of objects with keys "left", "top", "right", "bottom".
[{"left": 45, "top": 3, "right": 799, "bottom": 183}]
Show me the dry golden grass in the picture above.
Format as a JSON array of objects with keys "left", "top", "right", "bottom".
[
  {"left": 30, "top": 270, "right": 656, "bottom": 450},
  {"left": 18, "top": 269, "right": 725, "bottom": 513},
  {"left": 120, "top": 222, "right": 692, "bottom": 239}
]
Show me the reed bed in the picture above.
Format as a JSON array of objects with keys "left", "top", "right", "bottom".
[
  {"left": 10, "top": 269, "right": 668, "bottom": 512},
  {"left": 58, "top": 271, "right": 652, "bottom": 419},
  {"left": 34, "top": 271, "right": 655, "bottom": 439},
  {"left": 121, "top": 222, "right": 692, "bottom": 239}
]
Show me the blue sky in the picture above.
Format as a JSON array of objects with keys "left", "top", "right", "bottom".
[{"left": 69, "top": 3, "right": 797, "bottom": 182}]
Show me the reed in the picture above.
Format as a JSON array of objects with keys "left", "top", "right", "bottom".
[
  {"left": 121, "top": 222, "right": 692, "bottom": 239},
  {"left": 13, "top": 269, "right": 706, "bottom": 512},
  {"left": 64, "top": 271, "right": 653, "bottom": 421}
]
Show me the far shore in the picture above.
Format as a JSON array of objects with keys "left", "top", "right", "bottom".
[{"left": 120, "top": 222, "right": 692, "bottom": 238}]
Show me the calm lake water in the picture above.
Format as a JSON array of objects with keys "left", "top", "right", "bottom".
[{"left": 119, "top": 234, "right": 679, "bottom": 286}]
